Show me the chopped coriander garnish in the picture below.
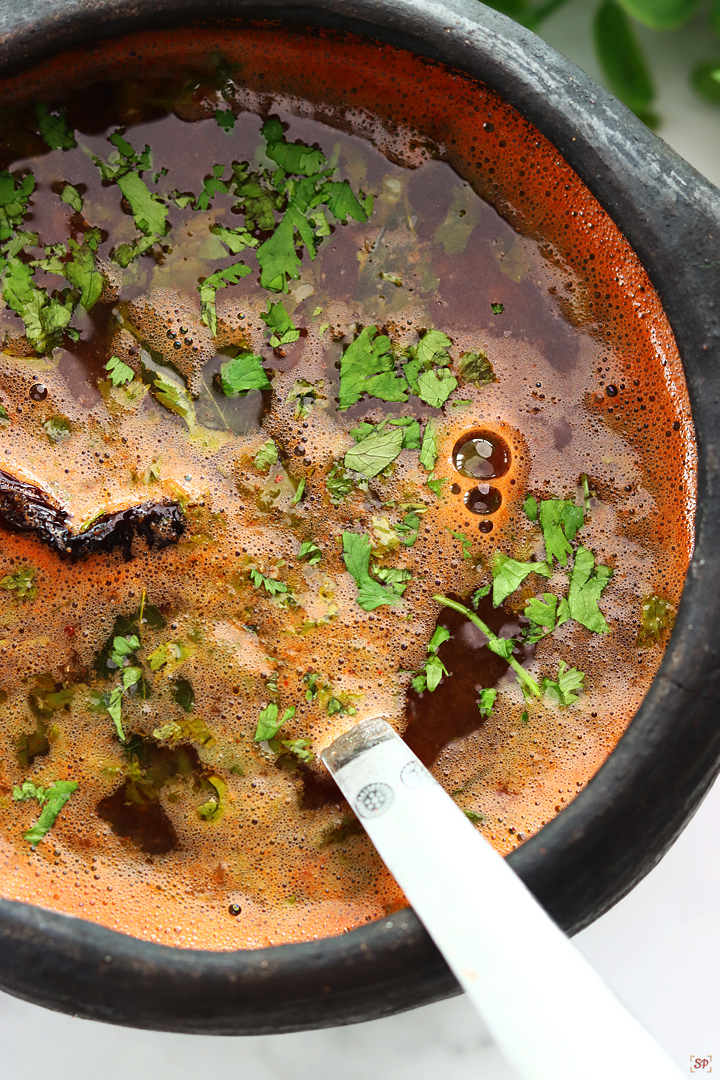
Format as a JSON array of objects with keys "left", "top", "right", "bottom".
[
  {"left": 523, "top": 494, "right": 538, "bottom": 521},
  {"left": 538, "top": 498, "right": 584, "bottom": 566},
  {"left": 339, "top": 326, "right": 408, "bottom": 410},
  {"left": 491, "top": 551, "right": 551, "bottom": 607},
  {"left": 254, "top": 703, "right": 296, "bottom": 742},
  {"left": 199, "top": 264, "right": 252, "bottom": 335},
  {"left": 60, "top": 183, "right": 83, "bottom": 213},
  {"left": 13, "top": 778, "right": 78, "bottom": 845},
  {"left": 416, "top": 366, "right": 458, "bottom": 409},
  {"left": 255, "top": 439, "right": 279, "bottom": 472},
  {"left": 433, "top": 594, "right": 542, "bottom": 698},
  {"left": 411, "top": 624, "right": 450, "bottom": 693},
  {"left": 261, "top": 299, "right": 300, "bottom": 347},
  {"left": 491, "top": 302, "right": 504, "bottom": 314},
  {"left": 35, "top": 102, "right": 76, "bottom": 151},
  {"left": 249, "top": 568, "right": 288, "bottom": 596},
  {"left": 567, "top": 547, "right": 612, "bottom": 633},
  {"left": 542, "top": 660, "right": 585, "bottom": 706},
  {"left": 342, "top": 531, "right": 403, "bottom": 611},
  {"left": 523, "top": 592, "right": 569, "bottom": 643},
  {"left": 419, "top": 420, "right": 438, "bottom": 471},
  {"left": 427, "top": 476, "right": 446, "bottom": 498},
  {"left": 448, "top": 528, "right": 473, "bottom": 561},
  {"left": 298, "top": 539, "right": 322, "bottom": 565},
  {"left": 215, "top": 108, "right": 236, "bottom": 132},
  {"left": 106, "top": 355, "right": 134, "bottom": 386},
  {"left": 291, "top": 476, "right": 306, "bottom": 505},
  {"left": 344, "top": 425, "right": 404, "bottom": 478},
  {"left": 477, "top": 688, "right": 497, "bottom": 717},
  {"left": 219, "top": 350, "right": 270, "bottom": 396}
]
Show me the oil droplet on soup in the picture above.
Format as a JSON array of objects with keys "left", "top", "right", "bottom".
[{"left": 0, "top": 24, "right": 695, "bottom": 951}]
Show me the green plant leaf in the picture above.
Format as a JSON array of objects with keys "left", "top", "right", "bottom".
[
  {"left": 615, "top": 0, "right": 701, "bottom": 30},
  {"left": 691, "top": 61, "right": 720, "bottom": 104},
  {"left": 218, "top": 350, "right": 270, "bottom": 396},
  {"left": 594, "top": 0, "right": 658, "bottom": 126}
]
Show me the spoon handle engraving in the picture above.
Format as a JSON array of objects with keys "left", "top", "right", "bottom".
[{"left": 323, "top": 717, "right": 682, "bottom": 1080}]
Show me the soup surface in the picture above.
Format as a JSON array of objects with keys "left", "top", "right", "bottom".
[{"left": 0, "top": 26, "right": 694, "bottom": 949}]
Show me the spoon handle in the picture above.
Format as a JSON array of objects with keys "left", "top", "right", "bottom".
[{"left": 322, "top": 718, "right": 683, "bottom": 1080}]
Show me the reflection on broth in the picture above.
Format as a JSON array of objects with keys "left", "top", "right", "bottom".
[{"left": 0, "top": 26, "right": 695, "bottom": 950}]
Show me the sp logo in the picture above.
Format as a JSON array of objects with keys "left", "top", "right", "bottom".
[{"left": 690, "top": 1056, "right": 712, "bottom": 1073}]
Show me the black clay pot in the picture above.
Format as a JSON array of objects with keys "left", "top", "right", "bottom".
[{"left": 1, "top": 0, "right": 719, "bottom": 1036}]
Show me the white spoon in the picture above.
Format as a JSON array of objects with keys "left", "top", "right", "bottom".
[{"left": 322, "top": 716, "right": 683, "bottom": 1080}]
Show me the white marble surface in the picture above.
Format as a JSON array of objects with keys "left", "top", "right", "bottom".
[{"left": 1, "top": 6, "right": 720, "bottom": 1078}]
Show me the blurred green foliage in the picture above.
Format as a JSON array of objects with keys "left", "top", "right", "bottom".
[{"left": 483, "top": 0, "right": 720, "bottom": 125}]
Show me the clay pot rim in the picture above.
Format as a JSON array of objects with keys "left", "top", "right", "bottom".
[{"left": 1, "top": 0, "right": 719, "bottom": 1035}]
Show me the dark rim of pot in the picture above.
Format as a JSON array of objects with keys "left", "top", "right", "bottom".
[{"left": 1, "top": 0, "right": 719, "bottom": 1036}]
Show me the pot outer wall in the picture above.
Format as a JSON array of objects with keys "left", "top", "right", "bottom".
[{"left": 0, "top": 0, "right": 719, "bottom": 1036}]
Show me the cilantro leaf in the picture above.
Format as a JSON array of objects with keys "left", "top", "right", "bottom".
[
  {"left": 280, "top": 737, "right": 315, "bottom": 763},
  {"left": 255, "top": 439, "right": 279, "bottom": 472},
  {"left": 317, "top": 179, "right": 369, "bottom": 224},
  {"left": 256, "top": 203, "right": 316, "bottom": 292},
  {"left": 491, "top": 302, "right": 504, "bottom": 314},
  {"left": 395, "top": 511, "right": 422, "bottom": 547},
  {"left": 106, "top": 355, "right": 134, "bottom": 386},
  {"left": 416, "top": 366, "right": 458, "bottom": 408},
  {"left": 193, "top": 165, "right": 230, "bottom": 211},
  {"left": 344, "top": 426, "right": 403, "bottom": 478},
  {"left": 568, "top": 547, "right": 612, "bottom": 633},
  {"left": 219, "top": 350, "right": 270, "bottom": 396},
  {"left": 373, "top": 565, "right": 412, "bottom": 596},
  {"left": 14, "top": 778, "right": 78, "bottom": 845},
  {"left": 434, "top": 594, "right": 542, "bottom": 698},
  {"left": 0, "top": 171, "right": 35, "bottom": 241},
  {"left": 249, "top": 568, "right": 287, "bottom": 596},
  {"left": 0, "top": 566, "right": 36, "bottom": 599},
  {"left": 325, "top": 463, "right": 357, "bottom": 503},
  {"left": 116, "top": 171, "right": 168, "bottom": 237},
  {"left": 459, "top": 350, "right": 497, "bottom": 386},
  {"left": 109, "top": 634, "right": 140, "bottom": 667},
  {"left": 419, "top": 420, "right": 438, "bottom": 471},
  {"left": 60, "top": 184, "right": 83, "bottom": 213},
  {"left": 65, "top": 238, "right": 104, "bottom": 310},
  {"left": 539, "top": 498, "right": 585, "bottom": 566},
  {"left": 523, "top": 495, "right": 538, "bottom": 521},
  {"left": 2, "top": 256, "right": 73, "bottom": 354},
  {"left": 35, "top": 103, "right": 76, "bottom": 151},
  {"left": 298, "top": 539, "right": 322, "bottom": 565},
  {"left": 215, "top": 108, "right": 236, "bottom": 132},
  {"left": 199, "top": 263, "right": 252, "bottom": 335},
  {"left": 477, "top": 688, "right": 497, "bottom": 717},
  {"left": 491, "top": 552, "right": 551, "bottom": 606},
  {"left": 210, "top": 224, "right": 258, "bottom": 255},
  {"left": 523, "top": 593, "right": 560, "bottom": 642},
  {"left": 342, "top": 531, "right": 403, "bottom": 611},
  {"left": 542, "top": 660, "right": 585, "bottom": 706},
  {"left": 449, "top": 529, "right": 473, "bottom": 561},
  {"left": 291, "top": 476, "right": 306, "bottom": 504},
  {"left": 339, "top": 326, "right": 408, "bottom": 410},
  {"left": 255, "top": 703, "right": 296, "bottom": 741},
  {"left": 261, "top": 299, "right": 300, "bottom": 347},
  {"left": 151, "top": 371, "right": 196, "bottom": 430}
]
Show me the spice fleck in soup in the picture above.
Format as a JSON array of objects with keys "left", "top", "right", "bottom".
[{"left": 0, "top": 26, "right": 694, "bottom": 949}]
